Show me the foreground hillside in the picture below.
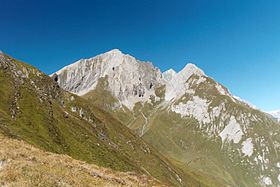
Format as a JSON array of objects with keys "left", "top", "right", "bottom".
[{"left": 0, "top": 132, "right": 164, "bottom": 187}]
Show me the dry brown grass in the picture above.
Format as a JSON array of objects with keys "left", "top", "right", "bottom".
[{"left": 0, "top": 133, "right": 166, "bottom": 187}]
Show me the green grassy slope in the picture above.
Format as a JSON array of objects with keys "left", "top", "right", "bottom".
[
  {"left": 136, "top": 76, "right": 280, "bottom": 187},
  {"left": 82, "top": 78, "right": 226, "bottom": 187},
  {"left": 85, "top": 73, "right": 280, "bottom": 186},
  {"left": 0, "top": 132, "right": 165, "bottom": 187}
]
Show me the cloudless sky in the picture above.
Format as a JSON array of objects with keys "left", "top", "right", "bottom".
[{"left": 1, "top": 0, "right": 279, "bottom": 111}]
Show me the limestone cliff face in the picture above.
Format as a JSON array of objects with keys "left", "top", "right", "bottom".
[
  {"left": 53, "top": 49, "right": 163, "bottom": 109},
  {"left": 52, "top": 49, "right": 208, "bottom": 110}
]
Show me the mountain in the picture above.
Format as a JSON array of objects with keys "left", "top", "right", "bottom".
[
  {"left": 268, "top": 111, "right": 280, "bottom": 122},
  {"left": 0, "top": 132, "right": 165, "bottom": 187},
  {"left": 54, "top": 49, "right": 280, "bottom": 187},
  {"left": 0, "top": 52, "right": 212, "bottom": 187}
]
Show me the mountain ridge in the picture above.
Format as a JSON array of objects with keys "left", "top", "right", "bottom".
[
  {"left": 52, "top": 49, "right": 261, "bottom": 112},
  {"left": 53, "top": 49, "right": 280, "bottom": 186},
  {"left": 2, "top": 51, "right": 211, "bottom": 187}
]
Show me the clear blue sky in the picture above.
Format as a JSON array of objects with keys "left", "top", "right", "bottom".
[{"left": 1, "top": 0, "right": 279, "bottom": 111}]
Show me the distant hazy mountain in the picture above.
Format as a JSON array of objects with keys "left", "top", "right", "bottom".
[
  {"left": 54, "top": 49, "right": 280, "bottom": 187},
  {"left": 268, "top": 111, "right": 280, "bottom": 122}
]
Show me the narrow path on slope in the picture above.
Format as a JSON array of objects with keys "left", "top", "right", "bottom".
[{"left": 140, "top": 100, "right": 172, "bottom": 137}]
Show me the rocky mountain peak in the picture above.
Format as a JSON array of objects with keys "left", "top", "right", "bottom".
[
  {"left": 105, "top": 48, "right": 123, "bottom": 55},
  {"left": 53, "top": 50, "right": 216, "bottom": 108},
  {"left": 177, "top": 63, "right": 205, "bottom": 81},
  {"left": 53, "top": 50, "right": 163, "bottom": 109},
  {"left": 162, "top": 69, "right": 177, "bottom": 82}
]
